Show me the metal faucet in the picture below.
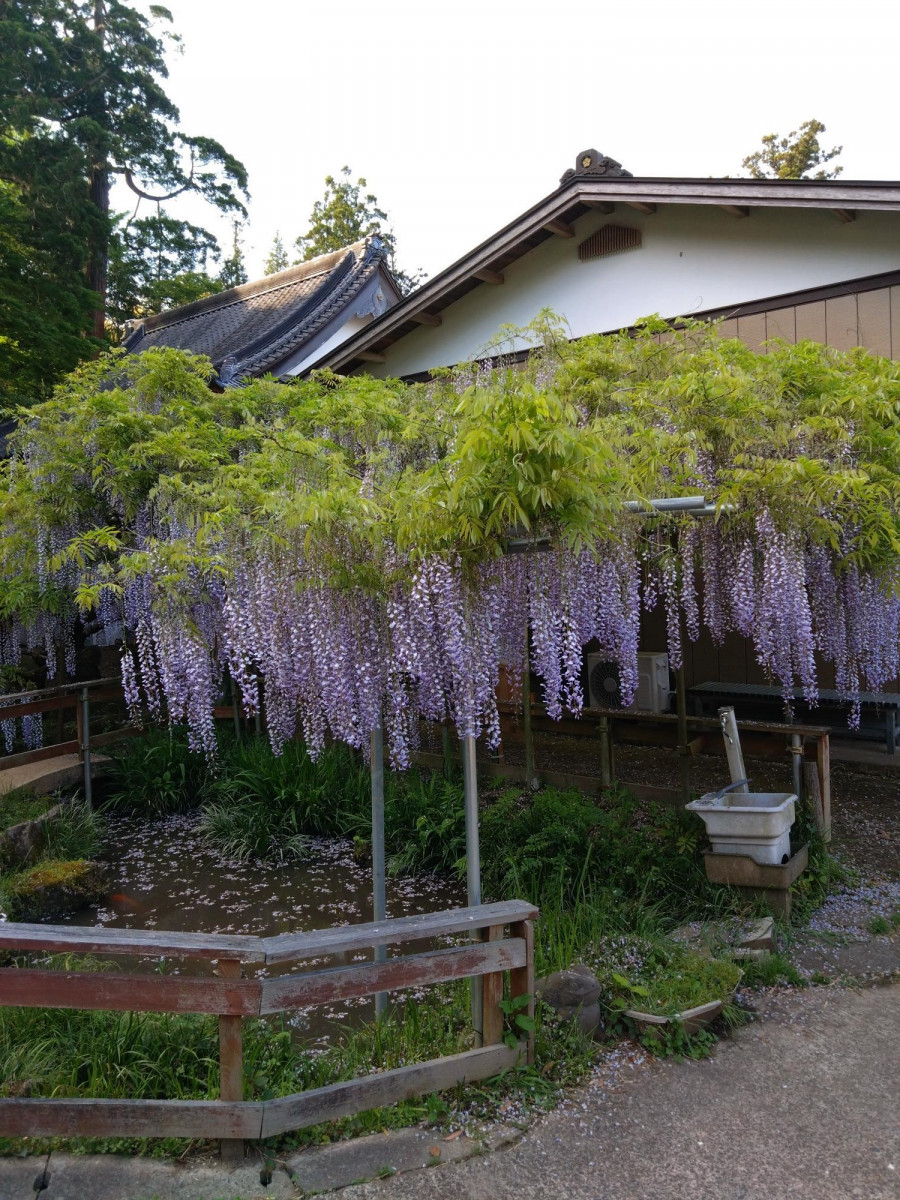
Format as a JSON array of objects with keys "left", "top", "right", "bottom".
[{"left": 713, "top": 778, "right": 752, "bottom": 799}]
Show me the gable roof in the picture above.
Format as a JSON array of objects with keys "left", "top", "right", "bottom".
[
  {"left": 315, "top": 149, "right": 900, "bottom": 375},
  {"left": 123, "top": 238, "right": 395, "bottom": 382}
]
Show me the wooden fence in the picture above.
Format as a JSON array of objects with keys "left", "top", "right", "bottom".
[
  {"left": 0, "top": 678, "right": 140, "bottom": 808},
  {"left": 0, "top": 900, "right": 536, "bottom": 1161}
]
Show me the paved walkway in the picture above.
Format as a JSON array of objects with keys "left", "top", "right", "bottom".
[
  {"left": 3, "top": 982, "right": 896, "bottom": 1200},
  {"left": 0, "top": 753, "right": 110, "bottom": 798},
  {"left": 343, "top": 983, "right": 899, "bottom": 1200}
]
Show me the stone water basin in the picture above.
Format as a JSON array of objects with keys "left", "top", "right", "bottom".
[{"left": 686, "top": 791, "right": 796, "bottom": 865}]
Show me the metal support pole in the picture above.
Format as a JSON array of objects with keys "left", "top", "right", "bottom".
[
  {"left": 230, "top": 675, "right": 241, "bottom": 741},
  {"left": 80, "top": 687, "right": 92, "bottom": 811},
  {"left": 719, "top": 707, "right": 749, "bottom": 792},
  {"left": 253, "top": 676, "right": 262, "bottom": 738},
  {"left": 675, "top": 664, "right": 691, "bottom": 805},
  {"left": 462, "top": 733, "right": 483, "bottom": 1043},
  {"left": 790, "top": 733, "right": 803, "bottom": 800},
  {"left": 371, "top": 719, "right": 387, "bottom": 1019}
]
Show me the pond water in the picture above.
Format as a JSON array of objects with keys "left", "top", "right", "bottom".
[{"left": 60, "top": 812, "right": 466, "bottom": 1038}]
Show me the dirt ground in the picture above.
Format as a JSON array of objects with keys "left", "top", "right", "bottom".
[{"left": 497, "top": 730, "right": 899, "bottom": 881}]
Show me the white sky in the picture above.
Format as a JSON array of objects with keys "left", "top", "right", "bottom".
[{"left": 123, "top": 0, "right": 900, "bottom": 282}]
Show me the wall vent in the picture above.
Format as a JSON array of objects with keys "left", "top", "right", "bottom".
[{"left": 578, "top": 224, "right": 642, "bottom": 262}]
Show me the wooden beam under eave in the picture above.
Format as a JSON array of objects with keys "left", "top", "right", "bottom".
[
  {"left": 411, "top": 311, "right": 442, "bottom": 327},
  {"left": 583, "top": 200, "right": 615, "bottom": 214},
  {"left": 474, "top": 269, "right": 504, "bottom": 285},
  {"left": 719, "top": 204, "right": 749, "bottom": 218},
  {"left": 358, "top": 350, "right": 387, "bottom": 363},
  {"left": 626, "top": 201, "right": 657, "bottom": 215},
  {"left": 832, "top": 208, "right": 856, "bottom": 223},
  {"left": 543, "top": 218, "right": 575, "bottom": 238}
]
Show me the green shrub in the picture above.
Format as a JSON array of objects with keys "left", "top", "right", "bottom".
[
  {"left": 0, "top": 787, "right": 52, "bottom": 829},
  {"left": 104, "top": 729, "right": 210, "bottom": 816},
  {"left": 43, "top": 798, "right": 103, "bottom": 861}
]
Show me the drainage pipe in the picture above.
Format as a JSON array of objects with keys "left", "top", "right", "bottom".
[{"left": 718, "top": 707, "right": 749, "bottom": 793}]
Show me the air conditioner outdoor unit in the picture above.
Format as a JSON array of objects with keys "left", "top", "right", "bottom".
[{"left": 586, "top": 652, "right": 670, "bottom": 713}]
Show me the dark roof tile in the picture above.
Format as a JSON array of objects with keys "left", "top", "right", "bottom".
[{"left": 124, "top": 239, "right": 388, "bottom": 380}]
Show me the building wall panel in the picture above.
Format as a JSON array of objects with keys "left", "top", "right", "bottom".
[
  {"left": 765, "top": 306, "right": 796, "bottom": 343},
  {"left": 825, "top": 293, "right": 860, "bottom": 350},
  {"left": 856, "top": 288, "right": 892, "bottom": 356},
  {"left": 794, "top": 300, "right": 827, "bottom": 343}
]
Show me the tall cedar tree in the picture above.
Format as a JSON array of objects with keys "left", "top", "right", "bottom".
[
  {"left": 106, "top": 211, "right": 223, "bottom": 335},
  {"left": 0, "top": 0, "right": 248, "bottom": 398},
  {"left": 264, "top": 231, "right": 289, "bottom": 275},
  {"left": 295, "top": 166, "right": 422, "bottom": 295},
  {"left": 742, "top": 119, "right": 843, "bottom": 179}
]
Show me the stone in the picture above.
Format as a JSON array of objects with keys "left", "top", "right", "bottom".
[
  {"left": 0, "top": 803, "right": 64, "bottom": 869},
  {"left": 536, "top": 968, "right": 604, "bottom": 1037},
  {"left": 3, "top": 859, "right": 107, "bottom": 922},
  {"left": 537, "top": 968, "right": 601, "bottom": 1009},
  {"left": 738, "top": 917, "right": 775, "bottom": 952},
  {"left": 553, "top": 1000, "right": 604, "bottom": 1038}
]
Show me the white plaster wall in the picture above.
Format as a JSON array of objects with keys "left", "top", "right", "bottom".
[
  {"left": 286, "top": 314, "right": 373, "bottom": 376},
  {"left": 371, "top": 206, "right": 900, "bottom": 378}
]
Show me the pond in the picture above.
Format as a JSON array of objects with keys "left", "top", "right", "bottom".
[{"left": 61, "top": 812, "right": 466, "bottom": 1039}]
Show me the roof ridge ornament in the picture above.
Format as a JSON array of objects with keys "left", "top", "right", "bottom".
[{"left": 560, "top": 149, "right": 633, "bottom": 186}]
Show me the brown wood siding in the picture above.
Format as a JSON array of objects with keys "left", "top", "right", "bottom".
[
  {"left": 892, "top": 286, "right": 900, "bottom": 357},
  {"left": 765, "top": 306, "right": 796, "bottom": 343},
  {"left": 857, "top": 289, "right": 891, "bottom": 357},
  {"left": 718, "top": 286, "right": 900, "bottom": 358},
  {"left": 736, "top": 312, "right": 767, "bottom": 353},
  {"left": 794, "top": 299, "right": 827, "bottom": 344}
]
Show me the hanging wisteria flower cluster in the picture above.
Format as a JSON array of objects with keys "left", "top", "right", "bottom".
[{"left": 1, "top": 322, "right": 899, "bottom": 760}]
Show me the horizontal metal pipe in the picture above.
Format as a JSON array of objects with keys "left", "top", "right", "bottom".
[{"left": 623, "top": 495, "right": 706, "bottom": 512}]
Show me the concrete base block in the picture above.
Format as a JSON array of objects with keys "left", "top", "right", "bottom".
[
  {"left": 283, "top": 1125, "right": 483, "bottom": 1192},
  {"left": 703, "top": 844, "right": 809, "bottom": 919}
]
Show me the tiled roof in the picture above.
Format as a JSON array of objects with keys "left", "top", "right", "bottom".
[{"left": 123, "top": 239, "right": 387, "bottom": 380}]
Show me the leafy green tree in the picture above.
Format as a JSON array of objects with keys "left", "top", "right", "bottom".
[
  {"left": 218, "top": 220, "right": 248, "bottom": 290},
  {"left": 0, "top": 175, "right": 96, "bottom": 406},
  {"left": 264, "top": 231, "right": 289, "bottom": 275},
  {"left": 0, "top": 0, "right": 248, "bottom": 394},
  {"left": 742, "top": 119, "right": 843, "bottom": 179},
  {"left": 107, "top": 210, "right": 223, "bottom": 332},
  {"left": 295, "top": 166, "right": 422, "bottom": 295}
]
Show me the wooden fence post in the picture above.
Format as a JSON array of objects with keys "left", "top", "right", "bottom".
[
  {"left": 816, "top": 734, "right": 831, "bottom": 843},
  {"left": 508, "top": 919, "right": 534, "bottom": 1064},
  {"left": 218, "top": 959, "right": 244, "bottom": 1164},
  {"left": 479, "top": 925, "right": 504, "bottom": 1047}
]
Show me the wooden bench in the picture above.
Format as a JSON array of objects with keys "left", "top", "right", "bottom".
[
  {"left": 689, "top": 680, "right": 900, "bottom": 755},
  {"left": 0, "top": 900, "right": 537, "bottom": 1161}
]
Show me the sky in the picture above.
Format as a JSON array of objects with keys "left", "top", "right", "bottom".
[{"left": 123, "top": 0, "right": 900, "bottom": 283}]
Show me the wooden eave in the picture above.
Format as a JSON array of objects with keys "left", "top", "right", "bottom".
[{"left": 316, "top": 177, "right": 900, "bottom": 375}]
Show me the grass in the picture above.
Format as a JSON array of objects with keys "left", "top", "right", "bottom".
[
  {"left": 0, "top": 787, "right": 53, "bottom": 829},
  {"left": 0, "top": 729, "right": 849, "bottom": 1157},
  {"left": 0, "top": 965, "right": 591, "bottom": 1159},
  {"left": 0, "top": 798, "right": 104, "bottom": 919}
]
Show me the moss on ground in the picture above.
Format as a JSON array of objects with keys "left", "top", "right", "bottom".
[{"left": 2, "top": 858, "right": 106, "bottom": 921}]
